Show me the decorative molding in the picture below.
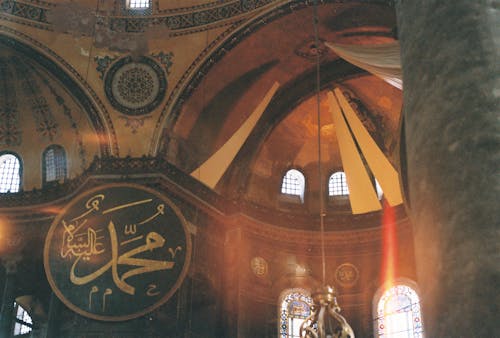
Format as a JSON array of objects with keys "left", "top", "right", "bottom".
[
  {"left": 0, "top": 0, "right": 274, "bottom": 33},
  {"left": 0, "top": 156, "right": 408, "bottom": 235},
  {"left": 0, "top": 0, "right": 50, "bottom": 24}
]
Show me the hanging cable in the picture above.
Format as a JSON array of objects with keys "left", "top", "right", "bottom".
[
  {"left": 313, "top": 0, "right": 327, "bottom": 286},
  {"left": 299, "top": 2, "right": 355, "bottom": 337}
]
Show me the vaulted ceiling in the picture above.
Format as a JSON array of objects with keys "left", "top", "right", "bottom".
[{"left": 0, "top": 0, "right": 402, "bottom": 215}]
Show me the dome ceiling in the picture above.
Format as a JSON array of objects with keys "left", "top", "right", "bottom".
[
  {"left": 0, "top": 0, "right": 402, "bottom": 214},
  {"left": 0, "top": 45, "right": 101, "bottom": 190},
  {"left": 162, "top": 1, "right": 402, "bottom": 210}
]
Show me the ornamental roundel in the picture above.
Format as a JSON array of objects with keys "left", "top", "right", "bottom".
[
  {"left": 250, "top": 256, "right": 268, "bottom": 277},
  {"left": 334, "top": 263, "right": 359, "bottom": 288},
  {"left": 43, "top": 183, "right": 191, "bottom": 321},
  {"left": 104, "top": 56, "right": 166, "bottom": 116}
]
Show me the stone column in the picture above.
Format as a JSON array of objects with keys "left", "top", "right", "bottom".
[
  {"left": 0, "top": 257, "right": 20, "bottom": 338},
  {"left": 395, "top": 1, "right": 499, "bottom": 337},
  {"left": 44, "top": 292, "right": 61, "bottom": 338}
]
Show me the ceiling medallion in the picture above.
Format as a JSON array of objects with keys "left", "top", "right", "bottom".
[
  {"left": 105, "top": 56, "right": 167, "bottom": 116},
  {"left": 294, "top": 37, "right": 329, "bottom": 61},
  {"left": 250, "top": 256, "right": 268, "bottom": 277}
]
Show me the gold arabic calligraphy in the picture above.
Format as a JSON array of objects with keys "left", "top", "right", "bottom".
[{"left": 60, "top": 195, "right": 181, "bottom": 296}]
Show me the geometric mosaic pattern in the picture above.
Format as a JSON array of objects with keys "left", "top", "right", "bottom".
[
  {"left": 1, "top": 0, "right": 275, "bottom": 33},
  {"left": 105, "top": 56, "right": 167, "bottom": 116}
]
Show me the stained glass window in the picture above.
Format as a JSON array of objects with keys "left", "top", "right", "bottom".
[
  {"left": 43, "top": 145, "right": 67, "bottom": 184},
  {"left": 279, "top": 290, "right": 313, "bottom": 338},
  {"left": 281, "top": 169, "right": 305, "bottom": 202},
  {"left": 328, "top": 171, "right": 349, "bottom": 196},
  {"left": 375, "top": 284, "right": 424, "bottom": 338},
  {"left": 13, "top": 302, "right": 33, "bottom": 336},
  {"left": 0, "top": 153, "right": 21, "bottom": 193}
]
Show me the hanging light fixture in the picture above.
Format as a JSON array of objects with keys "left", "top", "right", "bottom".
[{"left": 299, "top": 1, "right": 355, "bottom": 337}]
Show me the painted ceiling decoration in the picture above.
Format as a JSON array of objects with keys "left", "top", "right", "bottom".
[
  {"left": 0, "top": 57, "right": 21, "bottom": 146},
  {"left": 0, "top": 32, "right": 118, "bottom": 156},
  {"left": 1, "top": 0, "right": 279, "bottom": 37}
]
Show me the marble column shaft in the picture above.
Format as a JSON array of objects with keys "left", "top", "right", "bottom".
[
  {"left": 0, "top": 272, "right": 16, "bottom": 338},
  {"left": 395, "top": 0, "right": 499, "bottom": 336}
]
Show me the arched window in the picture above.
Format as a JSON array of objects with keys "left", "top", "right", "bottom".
[
  {"left": 43, "top": 145, "right": 67, "bottom": 184},
  {"left": 328, "top": 171, "right": 349, "bottom": 196},
  {"left": 0, "top": 152, "right": 21, "bottom": 193},
  {"left": 281, "top": 169, "right": 305, "bottom": 202},
  {"left": 127, "top": 0, "right": 151, "bottom": 9},
  {"left": 373, "top": 282, "right": 424, "bottom": 338},
  {"left": 13, "top": 302, "right": 33, "bottom": 336},
  {"left": 279, "top": 289, "right": 313, "bottom": 338}
]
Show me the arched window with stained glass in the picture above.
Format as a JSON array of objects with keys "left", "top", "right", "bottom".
[
  {"left": 373, "top": 281, "right": 424, "bottom": 338},
  {"left": 43, "top": 145, "right": 67, "bottom": 184},
  {"left": 281, "top": 169, "right": 305, "bottom": 202},
  {"left": 0, "top": 152, "right": 22, "bottom": 193},
  {"left": 279, "top": 289, "right": 313, "bottom": 338}
]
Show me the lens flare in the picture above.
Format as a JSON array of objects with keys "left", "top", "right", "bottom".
[{"left": 381, "top": 200, "right": 397, "bottom": 288}]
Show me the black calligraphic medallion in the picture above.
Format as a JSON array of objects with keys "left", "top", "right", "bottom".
[{"left": 44, "top": 183, "right": 191, "bottom": 321}]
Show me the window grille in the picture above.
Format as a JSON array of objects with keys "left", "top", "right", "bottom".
[
  {"left": 13, "top": 302, "right": 33, "bottom": 336},
  {"left": 0, "top": 153, "right": 21, "bottom": 193},
  {"left": 281, "top": 169, "right": 305, "bottom": 202},
  {"left": 328, "top": 171, "right": 349, "bottom": 196},
  {"left": 43, "top": 145, "right": 67, "bottom": 183},
  {"left": 127, "top": 0, "right": 151, "bottom": 9}
]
